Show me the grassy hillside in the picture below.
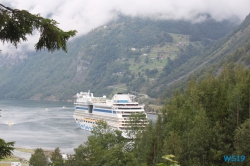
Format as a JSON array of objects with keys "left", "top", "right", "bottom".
[{"left": 0, "top": 16, "right": 238, "bottom": 101}]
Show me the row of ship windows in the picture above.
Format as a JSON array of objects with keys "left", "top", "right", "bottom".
[
  {"left": 117, "top": 108, "right": 142, "bottom": 109},
  {"left": 120, "top": 123, "right": 146, "bottom": 126},
  {"left": 122, "top": 114, "right": 145, "bottom": 117},
  {"left": 117, "top": 112, "right": 140, "bottom": 114},
  {"left": 122, "top": 115, "right": 131, "bottom": 117},
  {"left": 77, "top": 119, "right": 96, "bottom": 124},
  {"left": 121, "top": 120, "right": 147, "bottom": 123},
  {"left": 119, "top": 127, "right": 145, "bottom": 130},
  {"left": 84, "top": 120, "right": 95, "bottom": 124}
]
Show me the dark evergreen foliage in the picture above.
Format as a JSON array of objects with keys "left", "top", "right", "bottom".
[
  {"left": 51, "top": 147, "right": 64, "bottom": 166},
  {"left": 0, "top": 4, "right": 76, "bottom": 52},
  {"left": 70, "top": 120, "right": 138, "bottom": 166},
  {"left": 157, "top": 64, "right": 250, "bottom": 166},
  {"left": 0, "top": 138, "right": 15, "bottom": 160},
  {"left": 29, "top": 148, "right": 49, "bottom": 166}
]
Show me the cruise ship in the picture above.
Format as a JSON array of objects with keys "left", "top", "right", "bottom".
[{"left": 73, "top": 91, "right": 148, "bottom": 137}]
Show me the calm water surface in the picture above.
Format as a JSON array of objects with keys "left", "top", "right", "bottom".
[
  {"left": 0, "top": 99, "right": 157, "bottom": 154},
  {"left": 0, "top": 99, "right": 91, "bottom": 154}
]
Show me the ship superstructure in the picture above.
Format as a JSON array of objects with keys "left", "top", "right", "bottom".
[{"left": 73, "top": 91, "right": 148, "bottom": 137}]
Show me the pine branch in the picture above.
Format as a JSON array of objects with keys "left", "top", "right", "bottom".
[
  {"left": 0, "top": 3, "right": 77, "bottom": 53},
  {"left": 0, "top": 3, "right": 14, "bottom": 11}
]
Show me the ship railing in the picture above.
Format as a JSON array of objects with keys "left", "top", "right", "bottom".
[
  {"left": 119, "top": 121, "right": 149, "bottom": 125},
  {"left": 74, "top": 102, "right": 94, "bottom": 105},
  {"left": 118, "top": 124, "right": 148, "bottom": 128},
  {"left": 119, "top": 120, "right": 149, "bottom": 123},
  {"left": 74, "top": 111, "right": 120, "bottom": 122},
  {"left": 114, "top": 105, "right": 144, "bottom": 108},
  {"left": 113, "top": 103, "right": 140, "bottom": 106},
  {"left": 74, "top": 98, "right": 92, "bottom": 103},
  {"left": 118, "top": 118, "right": 147, "bottom": 121},
  {"left": 91, "top": 97, "right": 106, "bottom": 103},
  {"left": 118, "top": 119, "right": 149, "bottom": 123},
  {"left": 120, "top": 110, "right": 145, "bottom": 113},
  {"left": 113, "top": 108, "right": 144, "bottom": 113}
]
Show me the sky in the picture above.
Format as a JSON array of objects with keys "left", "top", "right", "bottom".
[{"left": 0, "top": 0, "right": 250, "bottom": 55}]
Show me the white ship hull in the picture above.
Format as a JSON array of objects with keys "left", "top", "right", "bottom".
[
  {"left": 76, "top": 121, "right": 94, "bottom": 131},
  {"left": 73, "top": 91, "right": 148, "bottom": 137}
]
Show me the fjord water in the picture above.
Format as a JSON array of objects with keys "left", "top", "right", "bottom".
[
  {"left": 0, "top": 99, "right": 157, "bottom": 154},
  {"left": 0, "top": 99, "right": 91, "bottom": 154}
]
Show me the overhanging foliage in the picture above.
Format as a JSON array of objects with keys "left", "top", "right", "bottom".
[{"left": 0, "top": 3, "right": 77, "bottom": 52}]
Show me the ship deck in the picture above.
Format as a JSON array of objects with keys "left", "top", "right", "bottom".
[{"left": 73, "top": 110, "right": 120, "bottom": 127}]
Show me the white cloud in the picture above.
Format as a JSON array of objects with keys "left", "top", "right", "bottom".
[{"left": 1, "top": 0, "right": 250, "bottom": 55}]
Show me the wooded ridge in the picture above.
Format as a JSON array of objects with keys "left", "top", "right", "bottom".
[{"left": 0, "top": 14, "right": 245, "bottom": 103}]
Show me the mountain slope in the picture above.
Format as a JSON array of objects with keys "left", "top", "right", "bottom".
[
  {"left": 0, "top": 16, "right": 239, "bottom": 101},
  {"left": 156, "top": 13, "right": 250, "bottom": 101}
]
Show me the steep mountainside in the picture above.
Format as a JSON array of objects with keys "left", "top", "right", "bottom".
[
  {"left": 0, "top": 16, "right": 239, "bottom": 101},
  {"left": 157, "top": 13, "right": 250, "bottom": 101}
]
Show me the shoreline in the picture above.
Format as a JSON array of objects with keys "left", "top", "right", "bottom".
[
  {"left": 0, "top": 147, "right": 56, "bottom": 165},
  {"left": 13, "top": 146, "right": 70, "bottom": 158}
]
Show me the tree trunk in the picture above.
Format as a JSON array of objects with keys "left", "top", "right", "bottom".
[
  {"left": 249, "top": 88, "right": 250, "bottom": 119},
  {"left": 237, "top": 101, "right": 239, "bottom": 126}
]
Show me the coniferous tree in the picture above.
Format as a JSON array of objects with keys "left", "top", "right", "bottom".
[
  {"left": 64, "top": 154, "right": 75, "bottom": 166},
  {"left": 158, "top": 64, "right": 250, "bottom": 165},
  {"left": 0, "top": 138, "right": 15, "bottom": 160},
  {"left": 73, "top": 120, "right": 137, "bottom": 166},
  {"left": 133, "top": 115, "right": 166, "bottom": 166},
  {"left": 234, "top": 119, "right": 250, "bottom": 165},
  {"left": 133, "top": 120, "right": 154, "bottom": 165},
  {"left": 29, "top": 148, "right": 49, "bottom": 166},
  {"left": 0, "top": 3, "right": 76, "bottom": 52},
  {"left": 51, "top": 147, "right": 64, "bottom": 166}
]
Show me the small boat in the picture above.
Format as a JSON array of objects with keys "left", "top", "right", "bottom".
[{"left": 8, "top": 121, "right": 13, "bottom": 126}]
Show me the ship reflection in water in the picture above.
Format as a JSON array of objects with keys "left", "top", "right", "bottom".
[{"left": 0, "top": 99, "right": 157, "bottom": 154}]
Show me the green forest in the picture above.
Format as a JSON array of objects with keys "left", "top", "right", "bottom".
[
  {"left": 65, "top": 63, "right": 250, "bottom": 166},
  {"left": 3, "top": 63, "right": 247, "bottom": 166},
  {"left": 7, "top": 63, "right": 249, "bottom": 166}
]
